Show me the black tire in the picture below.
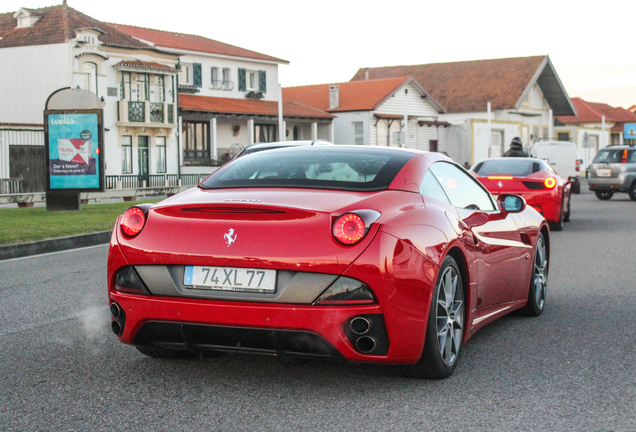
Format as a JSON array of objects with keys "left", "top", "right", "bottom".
[
  {"left": 403, "top": 255, "right": 464, "bottom": 379},
  {"left": 519, "top": 232, "right": 548, "bottom": 317},
  {"left": 595, "top": 190, "right": 613, "bottom": 200},
  {"left": 136, "top": 346, "right": 195, "bottom": 359},
  {"left": 548, "top": 200, "right": 564, "bottom": 231},
  {"left": 563, "top": 196, "right": 571, "bottom": 223},
  {"left": 628, "top": 181, "right": 636, "bottom": 201}
]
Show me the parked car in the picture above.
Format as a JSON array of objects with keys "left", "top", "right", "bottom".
[
  {"left": 531, "top": 140, "right": 582, "bottom": 194},
  {"left": 234, "top": 140, "right": 332, "bottom": 158},
  {"left": 108, "top": 146, "right": 549, "bottom": 379},
  {"left": 587, "top": 145, "right": 636, "bottom": 201},
  {"left": 471, "top": 157, "right": 571, "bottom": 231}
]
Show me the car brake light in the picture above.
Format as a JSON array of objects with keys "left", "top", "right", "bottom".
[
  {"left": 622, "top": 150, "right": 628, "bottom": 163},
  {"left": 333, "top": 213, "right": 366, "bottom": 245},
  {"left": 121, "top": 207, "right": 146, "bottom": 237},
  {"left": 115, "top": 266, "right": 148, "bottom": 295},
  {"left": 488, "top": 176, "right": 513, "bottom": 180},
  {"left": 544, "top": 177, "right": 556, "bottom": 189},
  {"left": 575, "top": 159, "right": 581, "bottom": 172}
]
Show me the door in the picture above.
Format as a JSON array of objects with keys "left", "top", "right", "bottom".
[
  {"left": 9, "top": 145, "right": 46, "bottom": 192},
  {"left": 428, "top": 161, "right": 529, "bottom": 307},
  {"left": 138, "top": 136, "right": 149, "bottom": 186},
  {"left": 489, "top": 130, "right": 504, "bottom": 158}
]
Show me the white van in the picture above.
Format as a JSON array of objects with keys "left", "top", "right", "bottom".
[{"left": 531, "top": 141, "right": 582, "bottom": 193}]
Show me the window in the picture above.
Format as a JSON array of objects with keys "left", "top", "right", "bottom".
[
  {"left": 179, "top": 64, "right": 192, "bottom": 85},
  {"left": 532, "top": 126, "right": 539, "bottom": 142},
  {"left": 135, "top": 74, "right": 146, "bottom": 101},
  {"left": 352, "top": 122, "right": 363, "bottom": 145},
  {"left": 428, "top": 162, "right": 496, "bottom": 211},
  {"left": 557, "top": 132, "right": 570, "bottom": 141},
  {"left": 222, "top": 68, "right": 232, "bottom": 90},
  {"left": 183, "top": 121, "right": 210, "bottom": 161},
  {"left": 543, "top": 127, "right": 549, "bottom": 139},
  {"left": 246, "top": 71, "right": 258, "bottom": 91},
  {"left": 83, "top": 62, "right": 97, "bottom": 95},
  {"left": 211, "top": 67, "right": 221, "bottom": 88},
  {"left": 429, "top": 140, "right": 438, "bottom": 152},
  {"left": 121, "top": 136, "right": 132, "bottom": 174},
  {"left": 255, "top": 124, "right": 277, "bottom": 143},
  {"left": 156, "top": 136, "right": 166, "bottom": 173},
  {"left": 293, "top": 125, "right": 300, "bottom": 140},
  {"left": 420, "top": 170, "right": 451, "bottom": 205},
  {"left": 120, "top": 72, "right": 131, "bottom": 99},
  {"left": 150, "top": 75, "right": 164, "bottom": 103},
  {"left": 17, "top": 16, "right": 29, "bottom": 28}
]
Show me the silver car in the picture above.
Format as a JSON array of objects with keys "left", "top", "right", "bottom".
[{"left": 587, "top": 145, "right": 636, "bottom": 200}]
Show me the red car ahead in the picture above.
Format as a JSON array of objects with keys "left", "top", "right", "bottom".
[
  {"left": 471, "top": 157, "right": 571, "bottom": 231},
  {"left": 108, "top": 147, "right": 549, "bottom": 379}
]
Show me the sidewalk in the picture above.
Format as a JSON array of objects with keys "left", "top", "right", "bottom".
[{"left": 0, "top": 231, "right": 112, "bottom": 261}]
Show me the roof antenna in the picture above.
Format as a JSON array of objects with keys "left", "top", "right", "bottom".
[{"left": 63, "top": 0, "right": 67, "bottom": 5}]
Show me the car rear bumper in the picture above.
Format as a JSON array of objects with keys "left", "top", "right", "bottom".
[{"left": 108, "top": 291, "right": 418, "bottom": 363}]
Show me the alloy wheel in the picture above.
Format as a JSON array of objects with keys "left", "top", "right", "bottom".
[
  {"left": 436, "top": 265, "right": 464, "bottom": 367},
  {"left": 533, "top": 236, "right": 548, "bottom": 310}
]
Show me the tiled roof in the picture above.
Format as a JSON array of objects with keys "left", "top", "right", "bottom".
[
  {"left": 350, "top": 56, "right": 572, "bottom": 114},
  {"left": 179, "top": 94, "right": 334, "bottom": 119},
  {"left": 0, "top": 5, "right": 172, "bottom": 54},
  {"left": 113, "top": 60, "right": 177, "bottom": 73},
  {"left": 108, "top": 23, "right": 289, "bottom": 64},
  {"left": 283, "top": 77, "right": 431, "bottom": 112},
  {"left": 557, "top": 98, "right": 636, "bottom": 124}
]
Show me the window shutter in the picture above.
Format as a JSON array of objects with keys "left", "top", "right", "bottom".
[
  {"left": 193, "top": 63, "right": 202, "bottom": 87},
  {"left": 259, "top": 70, "right": 266, "bottom": 93},
  {"left": 238, "top": 68, "right": 246, "bottom": 91}
]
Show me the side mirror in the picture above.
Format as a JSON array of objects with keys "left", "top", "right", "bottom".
[{"left": 497, "top": 194, "right": 526, "bottom": 213}]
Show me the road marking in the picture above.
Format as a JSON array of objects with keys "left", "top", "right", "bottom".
[{"left": 0, "top": 244, "right": 108, "bottom": 263}]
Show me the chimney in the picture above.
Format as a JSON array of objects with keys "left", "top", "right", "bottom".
[
  {"left": 365, "top": 68, "right": 369, "bottom": 80},
  {"left": 329, "top": 85, "right": 339, "bottom": 110}
]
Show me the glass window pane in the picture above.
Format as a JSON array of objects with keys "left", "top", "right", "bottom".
[{"left": 429, "top": 162, "right": 495, "bottom": 211}]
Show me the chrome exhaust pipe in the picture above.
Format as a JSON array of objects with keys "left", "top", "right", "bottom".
[
  {"left": 111, "top": 320, "right": 122, "bottom": 336},
  {"left": 355, "top": 336, "right": 378, "bottom": 354},
  {"left": 350, "top": 317, "right": 372, "bottom": 335},
  {"left": 110, "top": 302, "right": 122, "bottom": 319}
]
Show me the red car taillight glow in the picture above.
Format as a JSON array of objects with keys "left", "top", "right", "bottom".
[
  {"left": 544, "top": 177, "right": 556, "bottom": 189},
  {"left": 333, "top": 213, "right": 366, "bottom": 245},
  {"left": 121, "top": 207, "right": 146, "bottom": 238}
]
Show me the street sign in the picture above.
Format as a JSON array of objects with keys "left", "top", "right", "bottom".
[{"left": 625, "top": 123, "right": 636, "bottom": 139}]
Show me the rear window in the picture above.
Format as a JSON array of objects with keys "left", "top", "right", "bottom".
[
  {"left": 473, "top": 159, "right": 544, "bottom": 177},
  {"left": 200, "top": 147, "right": 416, "bottom": 191},
  {"left": 592, "top": 148, "right": 636, "bottom": 164}
]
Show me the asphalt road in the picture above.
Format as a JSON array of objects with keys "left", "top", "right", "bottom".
[{"left": 1, "top": 185, "right": 635, "bottom": 431}]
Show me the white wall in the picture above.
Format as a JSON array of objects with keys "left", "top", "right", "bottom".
[
  {"left": 331, "top": 111, "right": 369, "bottom": 145},
  {"left": 0, "top": 43, "right": 72, "bottom": 123},
  {"left": 177, "top": 52, "right": 280, "bottom": 102}
]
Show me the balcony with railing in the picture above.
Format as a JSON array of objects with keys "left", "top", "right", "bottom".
[
  {"left": 211, "top": 80, "right": 234, "bottom": 91},
  {"left": 117, "top": 100, "right": 177, "bottom": 128}
]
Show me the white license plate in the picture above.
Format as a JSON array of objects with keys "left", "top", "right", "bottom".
[
  {"left": 184, "top": 266, "right": 276, "bottom": 292},
  {"left": 597, "top": 168, "right": 612, "bottom": 177}
]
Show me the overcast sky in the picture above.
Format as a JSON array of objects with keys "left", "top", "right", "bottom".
[{"left": 8, "top": 0, "right": 636, "bottom": 108}]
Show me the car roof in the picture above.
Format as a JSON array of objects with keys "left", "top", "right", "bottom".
[
  {"left": 596, "top": 145, "right": 636, "bottom": 151},
  {"left": 475, "top": 157, "right": 546, "bottom": 164},
  {"left": 244, "top": 140, "right": 330, "bottom": 150}
]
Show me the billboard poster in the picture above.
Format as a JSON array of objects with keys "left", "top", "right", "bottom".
[{"left": 46, "top": 112, "right": 102, "bottom": 190}]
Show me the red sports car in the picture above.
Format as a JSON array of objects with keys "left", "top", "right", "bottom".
[
  {"left": 471, "top": 157, "right": 571, "bottom": 231},
  {"left": 108, "top": 147, "right": 549, "bottom": 379}
]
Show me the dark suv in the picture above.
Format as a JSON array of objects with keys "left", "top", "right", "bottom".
[{"left": 588, "top": 145, "right": 636, "bottom": 200}]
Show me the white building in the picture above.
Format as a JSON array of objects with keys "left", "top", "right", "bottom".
[
  {"left": 283, "top": 77, "right": 446, "bottom": 150},
  {"left": 351, "top": 56, "right": 577, "bottom": 167},
  {"left": 111, "top": 24, "right": 334, "bottom": 176}
]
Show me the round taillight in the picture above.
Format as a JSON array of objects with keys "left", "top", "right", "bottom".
[
  {"left": 121, "top": 207, "right": 146, "bottom": 237},
  {"left": 333, "top": 213, "right": 366, "bottom": 245},
  {"left": 544, "top": 177, "right": 556, "bottom": 189}
]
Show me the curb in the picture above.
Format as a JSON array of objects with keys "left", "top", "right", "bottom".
[{"left": 0, "top": 231, "right": 111, "bottom": 261}]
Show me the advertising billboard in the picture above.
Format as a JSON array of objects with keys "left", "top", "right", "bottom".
[{"left": 44, "top": 109, "right": 104, "bottom": 192}]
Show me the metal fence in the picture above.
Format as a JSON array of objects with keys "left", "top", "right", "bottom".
[
  {"left": 105, "top": 174, "right": 208, "bottom": 189},
  {"left": 0, "top": 178, "right": 23, "bottom": 194}
]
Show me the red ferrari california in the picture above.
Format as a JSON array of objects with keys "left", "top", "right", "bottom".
[
  {"left": 471, "top": 157, "right": 571, "bottom": 231},
  {"left": 108, "top": 147, "right": 549, "bottom": 379}
]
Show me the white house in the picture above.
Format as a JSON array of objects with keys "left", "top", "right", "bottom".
[
  {"left": 283, "top": 77, "right": 446, "bottom": 150},
  {"left": 351, "top": 56, "right": 577, "bottom": 167},
  {"left": 111, "top": 24, "right": 334, "bottom": 176},
  {"left": 0, "top": 4, "right": 181, "bottom": 191}
]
